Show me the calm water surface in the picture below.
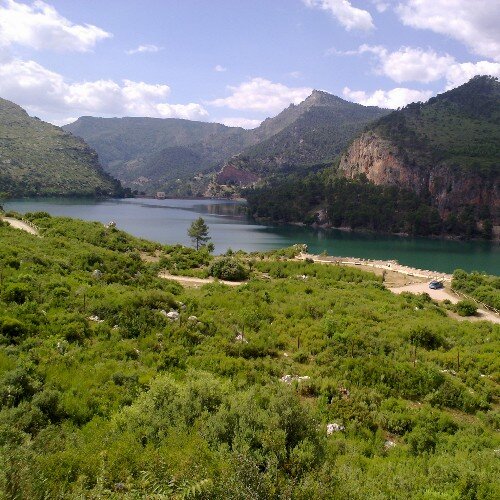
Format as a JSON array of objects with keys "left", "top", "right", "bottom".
[{"left": 4, "top": 198, "right": 499, "bottom": 275}]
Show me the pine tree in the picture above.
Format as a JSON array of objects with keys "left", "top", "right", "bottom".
[{"left": 188, "top": 217, "right": 211, "bottom": 250}]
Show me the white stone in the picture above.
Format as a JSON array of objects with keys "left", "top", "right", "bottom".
[
  {"left": 166, "top": 311, "right": 180, "bottom": 321},
  {"left": 235, "top": 332, "right": 248, "bottom": 343},
  {"left": 327, "top": 423, "right": 345, "bottom": 435}
]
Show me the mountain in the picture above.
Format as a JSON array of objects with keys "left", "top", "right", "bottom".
[
  {"left": 63, "top": 116, "right": 255, "bottom": 193},
  {"left": 245, "top": 76, "right": 500, "bottom": 239},
  {"left": 0, "top": 98, "right": 124, "bottom": 198},
  {"left": 215, "top": 90, "right": 390, "bottom": 184},
  {"left": 64, "top": 91, "right": 389, "bottom": 194},
  {"left": 338, "top": 76, "right": 499, "bottom": 227}
]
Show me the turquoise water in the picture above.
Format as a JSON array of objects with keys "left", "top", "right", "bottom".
[{"left": 3, "top": 197, "right": 499, "bottom": 275}]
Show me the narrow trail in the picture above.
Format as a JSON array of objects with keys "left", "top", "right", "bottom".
[
  {"left": 159, "top": 271, "right": 243, "bottom": 287},
  {"left": 2, "top": 217, "right": 40, "bottom": 236}
]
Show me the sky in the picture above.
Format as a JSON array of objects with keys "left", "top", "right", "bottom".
[{"left": 0, "top": 0, "right": 499, "bottom": 127}]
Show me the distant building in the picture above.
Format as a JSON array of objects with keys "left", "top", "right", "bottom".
[{"left": 156, "top": 192, "right": 166, "bottom": 199}]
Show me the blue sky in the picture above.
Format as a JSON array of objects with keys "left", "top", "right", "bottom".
[{"left": 0, "top": 0, "right": 498, "bottom": 126}]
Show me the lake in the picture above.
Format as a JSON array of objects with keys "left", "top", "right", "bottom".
[{"left": 3, "top": 197, "right": 499, "bottom": 275}]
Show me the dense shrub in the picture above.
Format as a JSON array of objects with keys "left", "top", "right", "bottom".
[
  {"left": 0, "top": 215, "right": 498, "bottom": 498},
  {"left": 2, "top": 284, "right": 32, "bottom": 304},
  {"left": 455, "top": 300, "right": 477, "bottom": 316},
  {"left": 208, "top": 257, "right": 249, "bottom": 281}
]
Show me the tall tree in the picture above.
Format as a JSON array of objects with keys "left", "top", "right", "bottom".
[{"left": 188, "top": 217, "right": 211, "bottom": 250}]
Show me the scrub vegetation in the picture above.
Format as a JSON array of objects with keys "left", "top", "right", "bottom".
[{"left": 0, "top": 213, "right": 499, "bottom": 498}]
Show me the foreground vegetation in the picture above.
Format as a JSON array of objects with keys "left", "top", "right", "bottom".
[{"left": 0, "top": 214, "right": 499, "bottom": 498}]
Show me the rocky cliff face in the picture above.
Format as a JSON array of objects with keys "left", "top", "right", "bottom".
[{"left": 339, "top": 132, "right": 499, "bottom": 223}]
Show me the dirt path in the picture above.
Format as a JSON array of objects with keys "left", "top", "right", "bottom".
[
  {"left": 159, "top": 271, "right": 243, "bottom": 288},
  {"left": 389, "top": 282, "right": 500, "bottom": 324},
  {"left": 298, "top": 253, "right": 451, "bottom": 285},
  {"left": 2, "top": 217, "right": 39, "bottom": 236}
]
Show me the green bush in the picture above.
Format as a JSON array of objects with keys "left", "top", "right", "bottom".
[
  {"left": 2, "top": 283, "right": 32, "bottom": 304},
  {"left": 455, "top": 300, "right": 477, "bottom": 316},
  {"left": 208, "top": 257, "right": 249, "bottom": 281},
  {"left": 0, "top": 318, "right": 27, "bottom": 342}
]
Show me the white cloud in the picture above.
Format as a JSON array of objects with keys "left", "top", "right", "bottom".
[
  {"left": 210, "top": 77, "right": 312, "bottom": 113},
  {"left": 343, "top": 44, "right": 500, "bottom": 86},
  {"left": 0, "top": 57, "right": 208, "bottom": 122},
  {"left": 0, "top": 0, "right": 111, "bottom": 52},
  {"left": 303, "top": 0, "right": 375, "bottom": 31},
  {"left": 445, "top": 61, "right": 500, "bottom": 89},
  {"left": 288, "top": 71, "right": 302, "bottom": 79},
  {"left": 126, "top": 44, "right": 162, "bottom": 55},
  {"left": 371, "top": 1, "right": 389, "bottom": 12},
  {"left": 214, "top": 64, "right": 227, "bottom": 72},
  {"left": 219, "top": 117, "right": 262, "bottom": 129},
  {"left": 396, "top": 1, "right": 500, "bottom": 62},
  {"left": 361, "top": 45, "right": 455, "bottom": 83},
  {"left": 343, "top": 86, "right": 433, "bottom": 108}
]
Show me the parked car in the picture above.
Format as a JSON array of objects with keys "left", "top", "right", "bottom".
[{"left": 429, "top": 280, "right": 444, "bottom": 290}]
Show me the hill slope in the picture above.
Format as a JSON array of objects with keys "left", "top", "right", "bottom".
[
  {"left": 63, "top": 116, "right": 255, "bottom": 192},
  {"left": 245, "top": 76, "right": 500, "bottom": 239},
  {"left": 0, "top": 214, "right": 498, "bottom": 497},
  {"left": 216, "top": 91, "right": 389, "bottom": 183},
  {"left": 339, "top": 76, "right": 499, "bottom": 224},
  {"left": 0, "top": 98, "right": 123, "bottom": 197}
]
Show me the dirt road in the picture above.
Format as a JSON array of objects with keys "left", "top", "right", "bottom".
[
  {"left": 2, "top": 217, "right": 39, "bottom": 236},
  {"left": 389, "top": 282, "right": 500, "bottom": 324},
  {"left": 159, "top": 272, "right": 243, "bottom": 288}
]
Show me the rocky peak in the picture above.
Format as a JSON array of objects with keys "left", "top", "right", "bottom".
[{"left": 303, "top": 89, "right": 345, "bottom": 107}]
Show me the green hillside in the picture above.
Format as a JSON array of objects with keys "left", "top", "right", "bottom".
[
  {"left": 0, "top": 214, "right": 499, "bottom": 497},
  {"left": 63, "top": 116, "right": 254, "bottom": 192},
  {"left": 374, "top": 75, "right": 500, "bottom": 175},
  {"left": 237, "top": 91, "right": 389, "bottom": 173},
  {"left": 0, "top": 98, "right": 124, "bottom": 197},
  {"left": 245, "top": 77, "right": 500, "bottom": 239},
  {"left": 64, "top": 92, "right": 388, "bottom": 194}
]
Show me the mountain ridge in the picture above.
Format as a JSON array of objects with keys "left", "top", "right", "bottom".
[{"left": 63, "top": 90, "right": 390, "bottom": 194}]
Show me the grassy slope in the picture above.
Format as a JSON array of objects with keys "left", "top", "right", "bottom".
[
  {"left": 0, "top": 214, "right": 498, "bottom": 497},
  {"left": 0, "top": 98, "right": 122, "bottom": 197}
]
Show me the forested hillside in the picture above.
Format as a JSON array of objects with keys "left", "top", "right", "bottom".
[
  {"left": 0, "top": 98, "right": 125, "bottom": 198},
  {"left": 246, "top": 76, "right": 500, "bottom": 239},
  {"left": 0, "top": 213, "right": 499, "bottom": 497},
  {"left": 338, "top": 76, "right": 499, "bottom": 225}
]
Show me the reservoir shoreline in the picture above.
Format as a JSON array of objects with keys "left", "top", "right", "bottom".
[{"left": 3, "top": 197, "right": 499, "bottom": 275}]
